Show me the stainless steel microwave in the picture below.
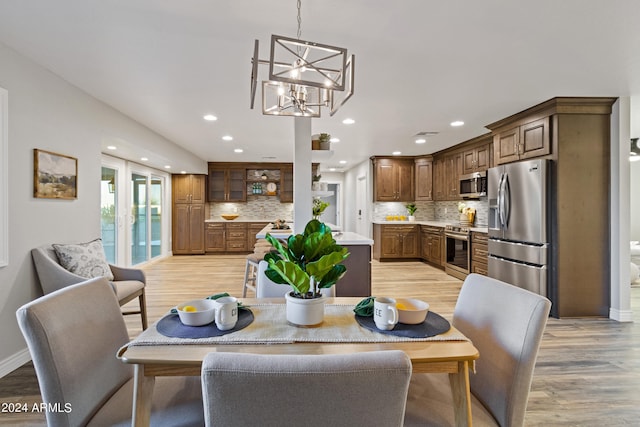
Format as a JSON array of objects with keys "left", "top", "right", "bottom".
[{"left": 459, "top": 171, "right": 487, "bottom": 199}]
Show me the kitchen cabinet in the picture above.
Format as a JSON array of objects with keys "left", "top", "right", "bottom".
[
  {"left": 247, "top": 222, "right": 269, "bottom": 249},
  {"left": 492, "top": 117, "right": 550, "bottom": 165},
  {"left": 470, "top": 232, "right": 488, "bottom": 275},
  {"left": 373, "top": 224, "right": 419, "bottom": 260},
  {"left": 225, "top": 223, "right": 248, "bottom": 252},
  {"left": 432, "top": 157, "right": 446, "bottom": 201},
  {"left": 208, "top": 165, "right": 246, "bottom": 202},
  {"left": 172, "top": 175, "right": 206, "bottom": 254},
  {"left": 444, "top": 152, "right": 463, "bottom": 199},
  {"left": 280, "top": 165, "right": 293, "bottom": 203},
  {"left": 371, "top": 157, "right": 415, "bottom": 202},
  {"left": 414, "top": 157, "right": 433, "bottom": 201},
  {"left": 420, "top": 225, "right": 443, "bottom": 267},
  {"left": 462, "top": 139, "right": 492, "bottom": 174},
  {"left": 205, "top": 223, "right": 225, "bottom": 252}
]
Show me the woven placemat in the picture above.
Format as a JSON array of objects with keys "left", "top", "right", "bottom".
[
  {"left": 355, "top": 311, "right": 450, "bottom": 338},
  {"left": 156, "top": 307, "right": 254, "bottom": 338}
]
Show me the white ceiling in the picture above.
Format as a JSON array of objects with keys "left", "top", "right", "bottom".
[{"left": 0, "top": 0, "right": 639, "bottom": 173}]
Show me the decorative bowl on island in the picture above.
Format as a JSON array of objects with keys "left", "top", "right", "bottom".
[
  {"left": 221, "top": 214, "right": 239, "bottom": 220},
  {"left": 176, "top": 299, "right": 217, "bottom": 326},
  {"left": 395, "top": 298, "right": 430, "bottom": 324}
]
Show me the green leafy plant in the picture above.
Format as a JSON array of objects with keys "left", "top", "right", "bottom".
[
  {"left": 318, "top": 133, "right": 331, "bottom": 143},
  {"left": 312, "top": 198, "right": 329, "bottom": 219},
  {"left": 264, "top": 219, "right": 349, "bottom": 299},
  {"left": 312, "top": 174, "right": 322, "bottom": 182},
  {"left": 406, "top": 203, "right": 417, "bottom": 216}
]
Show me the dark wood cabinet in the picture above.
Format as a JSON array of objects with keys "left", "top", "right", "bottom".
[
  {"left": 414, "top": 157, "right": 433, "bottom": 201},
  {"left": 432, "top": 157, "right": 446, "bottom": 201},
  {"left": 444, "top": 152, "right": 463, "bottom": 199},
  {"left": 280, "top": 165, "right": 293, "bottom": 203},
  {"left": 373, "top": 224, "right": 419, "bottom": 260},
  {"left": 172, "top": 175, "right": 206, "bottom": 255},
  {"left": 205, "top": 223, "right": 225, "bottom": 252},
  {"left": 493, "top": 117, "right": 550, "bottom": 165},
  {"left": 208, "top": 166, "right": 246, "bottom": 202},
  {"left": 470, "top": 232, "right": 488, "bottom": 275},
  {"left": 462, "top": 140, "right": 492, "bottom": 174},
  {"left": 372, "top": 157, "right": 415, "bottom": 202},
  {"left": 421, "top": 225, "right": 443, "bottom": 267}
]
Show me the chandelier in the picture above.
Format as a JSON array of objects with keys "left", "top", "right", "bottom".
[{"left": 250, "top": 0, "right": 354, "bottom": 117}]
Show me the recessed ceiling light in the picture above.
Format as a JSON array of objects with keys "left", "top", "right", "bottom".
[
  {"left": 222, "top": 135, "right": 233, "bottom": 141},
  {"left": 415, "top": 138, "right": 426, "bottom": 144},
  {"left": 330, "top": 137, "right": 340, "bottom": 143},
  {"left": 203, "top": 114, "right": 217, "bottom": 121},
  {"left": 140, "top": 157, "right": 148, "bottom": 161},
  {"left": 392, "top": 151, "right": 402, "bottom": 155},
  {"left": 339, "top": 160, "right": 347, "bottom": 164},
  {"left": 450, "top": 120, "right": 464, "bottom": 127},
  {"left": 342, "top": 118, "right": 355, "bottom": 125},
  {"left": 329, "top": 167, "right": 336, "bottom": 171},
  {"left": 234, "top": 148, "right": 244, "bottom": 153},
  {"left": 181, "top": 171, "right": 187, "bottom": 174},
  {"left": 164, "top": 165, "right": 171, "bottom": 169},
  {"left": 106, "top": 145, "right": 117, "bottom": 150}
]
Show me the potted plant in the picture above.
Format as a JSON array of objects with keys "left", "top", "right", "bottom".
[
  {"left": 264, "top": 219, "right": 349, "bottom": 326},
  {"left": 312, "top": 174, "right": 322, "bottom": 191},
  {"left": 406, "top": 203, "right": 417, "bottom": 221},
  {"left": 312, "top": 198, "right": 329, "bottom": 219},
  {"left": 311, "top": 133, "right": 331, "bottom": 150}
]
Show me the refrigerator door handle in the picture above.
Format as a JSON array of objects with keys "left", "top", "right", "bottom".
[
  {"left": 503, "top": 173, "right": 511, "bottom": 228},
  {"left": 498, "top": 173, "right": 506, "bottom": 227}
]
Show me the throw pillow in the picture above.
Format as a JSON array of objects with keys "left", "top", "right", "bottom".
[{"left": 52, "top": 238, "right": 114, "bottom": 281}]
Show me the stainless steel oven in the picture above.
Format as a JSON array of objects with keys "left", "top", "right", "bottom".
[{"left": 445, "top": 225, "right": 470, "bottom": 280}]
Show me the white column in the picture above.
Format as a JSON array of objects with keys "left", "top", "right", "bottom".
[
  {"left": 610, "top": 97, "right": 632, "bottom": 321},
  {"left": 293, "top": 117, "right": 312, "bottom": 233}
]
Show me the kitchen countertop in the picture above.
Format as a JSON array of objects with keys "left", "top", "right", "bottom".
[
  {"left": 371, "top": 220, "right": 488, "bottom": 234},
  {"left": 255, "top": 224, "right": 372, "bottom": 245},
  {"left": 205, "top": 219, "right": 277, "bottom": 223}
]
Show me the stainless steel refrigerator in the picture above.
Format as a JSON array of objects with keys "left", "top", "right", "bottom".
[{"left": 487, "top": 159, "right": 550, "bottom": 297}]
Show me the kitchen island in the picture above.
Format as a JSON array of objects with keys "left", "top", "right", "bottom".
[{"left": 255, "top": 223, "right": 374, "bottom": 297}]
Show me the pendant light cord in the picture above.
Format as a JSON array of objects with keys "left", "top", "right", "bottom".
[{"left": 296, "top": 0, "right": 302, "bottom": 40}]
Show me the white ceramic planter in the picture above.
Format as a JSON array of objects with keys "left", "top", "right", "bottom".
[
  {"left": 408, "top": 215, "right": 416, "bottom": 221},
  {"left": 285, "top": 291, "right": 325, "bottom": 326}
]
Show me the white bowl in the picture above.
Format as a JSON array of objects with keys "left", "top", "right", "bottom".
[
  {"left": 176, "top": 299, "right": 217, "bottom": 326},
  {"left": 396, "top": 298, "right": 430, "bottom": 324}
]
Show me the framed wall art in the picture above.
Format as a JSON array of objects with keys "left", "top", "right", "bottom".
[{"left": 34, "top": 149, "right": 78, "bottom": 199}]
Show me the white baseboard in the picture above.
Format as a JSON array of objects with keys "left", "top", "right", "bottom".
[
  {"left": 609, "top": 307, "right": 634, "bottom": 322},
  {"left": 0, "top": 347, "right": 31, "bottom": 379}
]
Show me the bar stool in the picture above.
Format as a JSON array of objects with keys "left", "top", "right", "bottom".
[{"left": 242, "top": 241, "right": 274, "bottom": 297}]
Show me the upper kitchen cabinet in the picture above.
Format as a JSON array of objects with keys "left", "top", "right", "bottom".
[
  {"left": 173, "top": 174, "right": 206, "bottom": 204},
  {"left": 280, "top": 165, "right": 294, "bottom": 203},
  {"left": 490, "top": 116, "right": 550, "bottom": 165},
  {"left": 414, "top": 157, "right": 433, "bottom": 201},
  {"left": 207, "top": 164, "right": 246, "bottom": 202},
  {"left": 432, "top": 157, "right": 446, "bottom": 201},
  {"left": 461, "top": 134, "right": 493, "bottom": 174},
  {"left": 372, "top": 157, "right": 415, "bottom": 202},
  {"left": 444, "top": 152, "right": 463, "bottom": 199}
]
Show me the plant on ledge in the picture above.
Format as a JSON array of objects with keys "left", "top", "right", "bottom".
[
  {"left": 405, "top": 203, "right": 417, "bottom": 216},
  {"left": 312, "top": 198, "right": 330, "bottom": 219},
  {"left": 264, "top": 219, "right": 349, "bottom": 299}
]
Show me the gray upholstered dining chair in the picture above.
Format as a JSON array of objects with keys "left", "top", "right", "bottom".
[
  {"left": 16, "top": 277, "right": 204, "bottom": 427},
  {"left": 31, "top": 244, "right": 148, "bottom": 329},
  {"left": 404, "top": 273, "right": 551, "bottom": 427},
  {"left": 201, "top": 350, "right": 412, "bottom": 427}
]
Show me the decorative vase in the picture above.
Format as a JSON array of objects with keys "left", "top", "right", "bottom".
[
  {"left": 285, "top": 291, "right": 325, "bottom": 326},
  {"left": 408, "top": 215, "right": 416, "bottom": 221},
  {"left": 312, "top": 182, "right": 321, "bottom": 191},
  {"left": 320, "top": 182, "right": 328, "bottom": 191}
]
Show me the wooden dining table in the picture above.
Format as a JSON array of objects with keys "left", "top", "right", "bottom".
[{"left": 117, "top": 297, "right": 479, "bottom": 427}]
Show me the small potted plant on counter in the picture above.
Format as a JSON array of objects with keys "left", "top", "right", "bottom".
[
  {"left": 406, "top": 203, "right": 417, "bottom": 221},
  {"left": 312, "top": 198, "right": 330, "bottom": 219},
  {"left": 264, "top": 219, "right": 349, "bottom": 326}
]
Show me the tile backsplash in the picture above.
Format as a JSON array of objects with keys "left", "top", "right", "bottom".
[
  {"left": 208, "top": 196, "right": 293, "bottom": 221},
  {"left": 373, "top": 200, "right": 488, "bottom": 226}
]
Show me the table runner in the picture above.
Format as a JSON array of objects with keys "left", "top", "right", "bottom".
[{"left": 126, "top": 304, "right": 467, "bottom": 347}]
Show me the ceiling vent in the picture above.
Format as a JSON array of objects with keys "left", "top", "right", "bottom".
[{"left": 414, "top": 131, "right": 439, "bottom": 136}]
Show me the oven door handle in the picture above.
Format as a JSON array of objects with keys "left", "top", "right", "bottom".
[{"left": 445, "top": 233, "right": 469, "bottom": 241}]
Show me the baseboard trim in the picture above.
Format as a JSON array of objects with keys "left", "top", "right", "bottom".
[
  {"left": 0, "top": 347, "right": 31, "bottom": 379},
  {"left": 609, "top": 307, "right": 634, "bottom": 322}
]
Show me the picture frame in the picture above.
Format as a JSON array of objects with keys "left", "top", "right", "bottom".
[{"left": 34, "top": 149, "right": 78, "bottom": 199}]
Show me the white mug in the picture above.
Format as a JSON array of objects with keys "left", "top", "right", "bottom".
[
  {"left": 374, "top": 297, "right": 398, "bottom": 331},
  {"left": 214, "top": 296, "right": 238, "bottom": 331}
]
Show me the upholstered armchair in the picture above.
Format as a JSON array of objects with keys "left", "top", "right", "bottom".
[{"left": 31, "top": 244, "right": 148, "bottom": 329}]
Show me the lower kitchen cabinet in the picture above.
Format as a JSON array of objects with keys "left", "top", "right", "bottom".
[
  {"left": 225, "top": 223, "right": 248, "bottom": 252},
  {"left": 205, "top": 223, "right": 225, "bottom": 252},
  {"left": 420, "top": 225, "right": 443, "bottom": 267},
  {"left": 248, "top": 222, "right": 269, "bottom": 249},
  {"left": 373, "top": 224, "right": 419, "bottom": 260},
  {"left": 172, "top": 204, "right": 205, "bottom": 254},
  {"left": 207, "top": 222, "right": 270, "bottom": 253},
  {"left": 336, "top": 245, "right": 372, "bottom": 297},
  {"left": 471, "top": 231, "right": 488, "bottom": 275}
]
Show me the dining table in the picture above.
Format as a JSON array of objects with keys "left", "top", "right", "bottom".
[{"left": 117, "top": 297, "right": 479, "bottom": 427}]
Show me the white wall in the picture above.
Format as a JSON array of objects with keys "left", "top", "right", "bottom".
[
  {"left": 629, "top": 98, "right": 640, "bottom": 240},
  {"left": 343, "top": 159, "right": 372, "bottom": 235},
  {"left": 0, "top": 42, "right": 205, "bottom": 376}
]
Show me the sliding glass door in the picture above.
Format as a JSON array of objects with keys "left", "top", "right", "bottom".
[{"left": 102, "top": 155, "right": 170, "bottom": 266}]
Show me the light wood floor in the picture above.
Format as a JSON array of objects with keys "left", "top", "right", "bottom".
[{"left": 2, "top": 254, "right": 640, "bottom": 426}]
